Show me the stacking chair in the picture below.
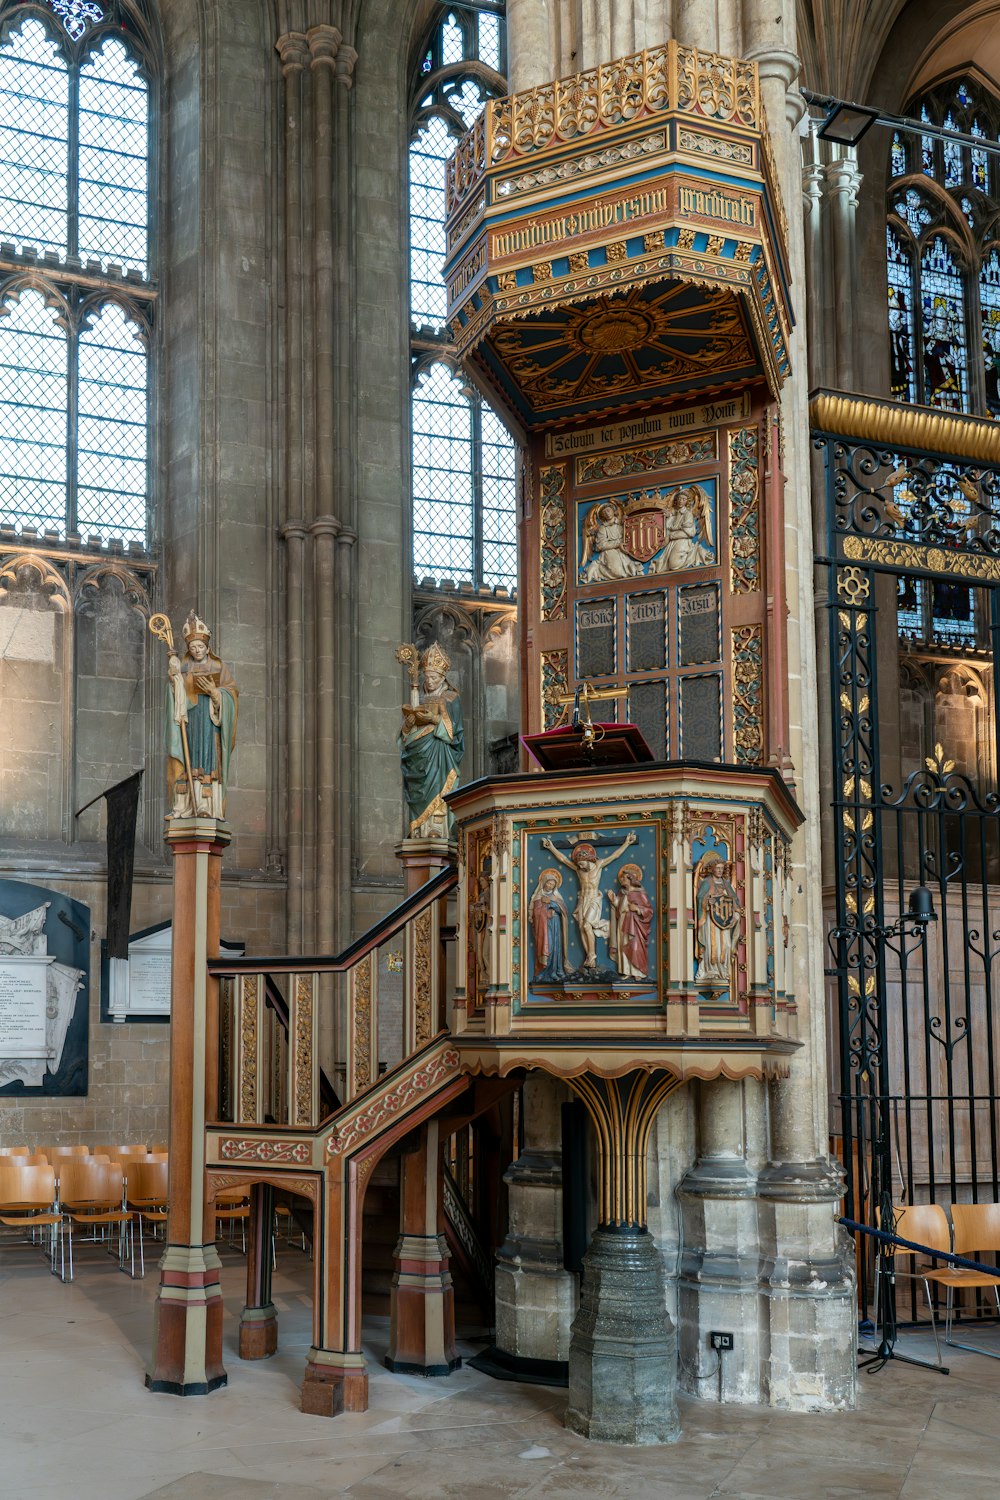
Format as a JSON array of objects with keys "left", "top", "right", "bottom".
[
  {"left": 151, "top": 1143, "right": 168, "bottom": 1154},
  {"left": 0, "top": 1163, "right": 63, "bottom": 1275},
  {"left": 882, "top": 1204, "right": 952, "bottom": 1367},
  {"left": 124, "top": 1159, "right": 169, "bottom": 1278},
  {"left": 94, "top": 1145, "right": 148, "bottom": 1163},
  {"left": 924, "top": 1204, "right": 1000, "bottom": 1359},
  {"left": 215, "top": 1186, "right": 250, "bottom": 1251},
  {"left": 58, "top": 1159, "right": 131, "bottom": 1281},
  {"left": 43, "top": 1145, "right": 90, "bottom": 1161},
  {"left": 0, "top": 1145, "right": 30, "bottom": 1157}
]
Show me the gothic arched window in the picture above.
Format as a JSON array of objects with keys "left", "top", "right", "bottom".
[
  {"left": 887, "top": 75, "right": 1000, "bottom": 417},
  {"left": 408, "top": 4, "right": 516, "bottom": 591},
  {"left": 0, "top": 1, "right": 155, "bottom": 547}
]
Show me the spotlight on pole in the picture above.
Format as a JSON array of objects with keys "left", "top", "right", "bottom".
[{"left": 816, "top": 100, "right": 880, "bottom": 146}]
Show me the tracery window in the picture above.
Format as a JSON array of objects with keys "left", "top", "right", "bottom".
[
  {"left": 886, "top": 76, "right": 1000, "bottom": 417},
  {"left": 409, "top": 4, "right": 517, "bottom": 591},
  {"left": 0, "top": 1, "right": 154, "bottom": 547}
]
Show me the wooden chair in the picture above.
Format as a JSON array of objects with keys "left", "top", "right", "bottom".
[
  {"left": 883, "top": 1204, "right": 951, "bottom": 1367},
  {"left": 42, "top": 1145, "right": 90, "bottom": 1160},
  {"left": 151, "top": 1143, "right": 168, "bottom": 1154},
  {"left": 0, "top": 1163, "right": 63, "bottom": 1275},
  {"left": 0, "top": 1145, "right": 30, "bottom": 1157},
  {"left": 215, "top": 1186, "right": 250, "bottom": 1252},
  {"left": 925, "top": 1204, "right": 1000, "bottom": 1360},
  {"left": 58, "top": 1159, "right": 131, "bottom": 1281},
  {"left": 124, "top": 1159, "right": 168, "bottom": 1278},
  {"left": 94, "top": 1145, "right": 148, "bottom": 1162}
]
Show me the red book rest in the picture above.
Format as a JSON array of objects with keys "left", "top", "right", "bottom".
[{"left": 520, "top": 722, "right": 655, "bottom": 771}]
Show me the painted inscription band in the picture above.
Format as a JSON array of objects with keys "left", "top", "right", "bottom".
[
  {"left": 544, "top": 391, "right": 751, "bottom": 458},
  {"left": 491, "top": 187, "right": 670, "bottom": 262}
]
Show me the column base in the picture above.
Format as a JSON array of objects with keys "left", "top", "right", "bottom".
[
  {"left": 239, "top": 1302, "right": 278, "bottom": 1360},
  {"left": 386, "top": 1232, "right": 460, "bottom": 1377},
  {"left": 566, "top": 1227, "right": 680, "bottom": 1446},
  {"left": 147, "top": 1244, "right": 227, "bottom": 1397},
  {"left": 302, "top": 1353, "right": 368, "bottom": 1415}
]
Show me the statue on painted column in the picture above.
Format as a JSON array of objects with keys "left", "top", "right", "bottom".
[
  {"left": 150, "top": 611, "right": 238, "bottom": 819},
  {"left": 395, "top": 641, "right": 464, "bottom": 840}
]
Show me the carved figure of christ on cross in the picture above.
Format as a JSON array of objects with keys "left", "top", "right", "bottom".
[{"left": 540, "top": 831, "right": 638, "bottom": 971}]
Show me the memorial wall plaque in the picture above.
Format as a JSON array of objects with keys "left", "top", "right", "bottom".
[
  {"left": 0, "top": 879, "right": 89, "bottom": 1096},
  {"left": 101, "top": 922, "right": 245, "bottom": 1023},
  {"left": 0, "top": 957, "right": 51, "bottom": 1058}
]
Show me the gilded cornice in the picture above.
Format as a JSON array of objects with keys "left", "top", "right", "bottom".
[{"left": 809, "top": 389, "right": 1000, "bottom": 464}]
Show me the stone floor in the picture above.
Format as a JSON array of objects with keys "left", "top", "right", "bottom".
[{"left": 1, "top": 1235, "right": 999, "bottom": 1500}]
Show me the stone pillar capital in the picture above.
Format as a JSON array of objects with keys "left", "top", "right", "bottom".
[
  {"left": 308, "top": 24, "right": 342, "bottom": 70},
  {"left": 281, "top": 518, "right": 308, "bottom": 542},
  {"left": 335, "top": 526, "right": 358, "bottom": 548},
  {"left": 744, "top": 45, "right": 801, "bottom": 94},
  {"left": 276, "top": 31, "right": 310, "bottom": 76},
  {"left": 824, "top": 155, "right": 864, "bottom": 207},
  {"left": 802, "top": 160, "right": 824, "bottom": 208},
  {"left": 335, "top": 46, "right": 358, "bottom": 88},
  {"left": 309, "top": 514, "right": 341, "bottom": 539}
]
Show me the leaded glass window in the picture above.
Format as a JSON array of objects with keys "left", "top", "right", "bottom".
[
  {"left": 0, "top": 2, "right": 154, "bottom": 546},
  {"left": 408, "top": 4, "right": 516, "bottom": 591},
  {"left": 887, "top": 75, "right": 1000, "bottom": 418}
]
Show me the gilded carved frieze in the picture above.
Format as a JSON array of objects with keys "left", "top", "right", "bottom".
[
  {"left": 238, "top": 974, "right": 259, "bottom": 1125},
  {"left": 732, "top": 623, "right": 764, "bottom": 765},
  {"left": 412, "top": 908, "right": 433, "bottom": 1048},
  {"left": 292, "top": 973, "right": 314, "bottom": 1126},
  {"left": 729, "top": 425, "right": 760, "bottom": 593},
  {"left": 541, "top": 649, "right": 570, "bottom": 729},
  {"left": 540, "top": 464, "right": 567, "bottom": 620},
  {"left": 351, "top": 953, "right": 374, "bottom": 1096}
]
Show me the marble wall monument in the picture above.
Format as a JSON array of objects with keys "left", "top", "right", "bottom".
[{"left": 0, "top": 878, "right": 89, "bottom": 1096}]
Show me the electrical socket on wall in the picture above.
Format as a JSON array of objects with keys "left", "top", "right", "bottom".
[{"left": 710, "top": 1331, "right": 735, "bottom": 1351}]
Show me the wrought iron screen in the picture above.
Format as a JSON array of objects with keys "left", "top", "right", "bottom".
[{"left": 816, "top": 398, "right": 1000, "bottom": 1322}]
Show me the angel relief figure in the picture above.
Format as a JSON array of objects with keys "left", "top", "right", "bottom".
[
  {"left": 580, "top": 500, "right": 644, "bottom": 583},
  {"left": 650, "top": 485, "right": 714, "bottom": 573}
]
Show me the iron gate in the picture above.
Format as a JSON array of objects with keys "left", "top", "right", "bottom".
[{"left": 814, "top": 394, "right": 1000, "bottom": 1320}]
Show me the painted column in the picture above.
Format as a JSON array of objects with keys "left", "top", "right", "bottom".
[
  {"left": 565, "top": 1071, "right": 682, "bottom": 1445},
  {"left": 493, "top": 1072, "right": 575, "bottom": 1372},
  {"left": 147, "top": 817, "right": 230, "bottom": 1397},
  {"left": 385, "top": 1119, "right": 460, "bottom": 1375},
  {"left": 239, "top": 1182, "right": 278, "bottom": 1360}
]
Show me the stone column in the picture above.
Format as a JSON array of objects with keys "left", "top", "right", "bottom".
[
  {"left": 239, "top": 1182, "right": 277, "bottom": 1360},
  {"left": 824, "top": 149, "right": 864, "bottom": 391},
  {"left": 385, "top": 1119, "right": 460, "bottom": 1375},
  {"left": 493, "top": 1072, "right": 575, "bottom": 1373},
  {"left": 565, "top": 1071, "right": 681, "bottom": 1445},
  {"left": 147, "top": 816, "right": 230, "bottom": 1397},
  {"left": 677, "top": 1078, "right": 766, "bottom": 1402},
  {"left": 743, "top": 14, "right": 858, "bottom": 1408}
]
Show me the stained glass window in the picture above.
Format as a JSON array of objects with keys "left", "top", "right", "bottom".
[
  {"left": 887, "top": 227, "right": 916, "bottom": 403},
  {"left": 890, "top": 132, "right": 907, "bottom": 179},
  {"left": 0, "top": 4, "right": 154, "bottom": 545},
  {"left": 981, "top": 248, "right": 1000, "bottom": 416},
  {"left": 887, "top": 77, "right": 1000, "bottom": 421},
  {"left": 408, "top": 6, "right": 516, "bottom": 590},
  {"left": 921, "top": 236, "right": 968, "bottom": 411}
]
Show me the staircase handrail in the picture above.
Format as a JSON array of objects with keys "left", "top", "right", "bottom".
[{"left": 207, "top": 864, "right": 457, "bottom": 977}]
